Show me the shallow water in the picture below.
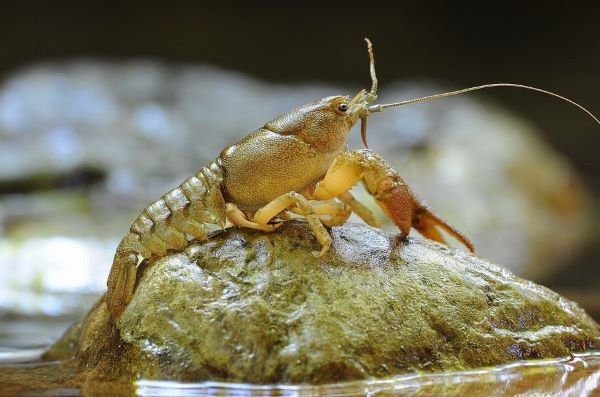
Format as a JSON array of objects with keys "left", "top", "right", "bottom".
[
  {"left": 136, "top": 354, "right": 600, "bottom": 396},
  {"left": 1, "top": 348, "right": 599, "bottom": 396},
  {"left": 1, "top": 314, "right": 599, "bottom": 396}
]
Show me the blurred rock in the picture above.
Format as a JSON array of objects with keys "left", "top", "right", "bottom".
[
  {"left": 0, "top": 61, "right": 591, "bottom": 308},
  {"left": 43, "top": 221, "right": 600, "bottom": 384}
]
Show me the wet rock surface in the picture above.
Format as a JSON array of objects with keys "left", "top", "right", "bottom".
[{"left": 42, "top": 221, "right": 600, "bottom": 384}]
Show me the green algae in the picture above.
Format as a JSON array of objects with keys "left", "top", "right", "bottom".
[{"left": 44, "top": 221, "right": 599, "bottom": 384}]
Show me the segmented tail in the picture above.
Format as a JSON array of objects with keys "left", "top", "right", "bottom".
[
  {"left": 105, "top": 162, "right": 226, "bottom": 319},
  {"left": 106, "top": 251, "right": 139, "bottom": 318}
]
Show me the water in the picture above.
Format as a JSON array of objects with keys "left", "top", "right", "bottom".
[
  {"left": 1, "top": 314, "right": 599, "bottom": 396},
  {"left": 135, "top": 355, "right": 600, "bottom": 396},
  {"left": 1, "top": 348, "right": 599, "bottom": 396}
]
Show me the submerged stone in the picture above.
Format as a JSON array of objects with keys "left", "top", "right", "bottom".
[{"left": 44, "top": 221, "right": 600, "bottom": 384}]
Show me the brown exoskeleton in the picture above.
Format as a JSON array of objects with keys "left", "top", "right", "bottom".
[{"left": 106, "top": 39, "right": 600, "bottom": 320}]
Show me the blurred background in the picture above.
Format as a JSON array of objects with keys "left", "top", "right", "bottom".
[{"left": 1, "top": 2, "right": 599, "bottom": 350}]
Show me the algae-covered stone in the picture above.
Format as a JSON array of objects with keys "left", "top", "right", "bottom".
[{"left": 45, "top": 221, "right": 600, "bottom": 384}]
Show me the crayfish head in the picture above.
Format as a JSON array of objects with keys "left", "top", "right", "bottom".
[
  {"left": 348, "top": 89, "right": 376, "bottom": 123},
  {"left": 265, "top": 38, "right": 380, "bottom": 151},
  {"left": 265, "top": 95, "right": 357, "bottom": 152},
  {"left": 347, "top": 87, "right": 378, "bottom": 148}
]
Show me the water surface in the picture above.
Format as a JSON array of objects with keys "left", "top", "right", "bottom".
[{"left": 1, "top": 347, "right": 599, "bottom": 396}]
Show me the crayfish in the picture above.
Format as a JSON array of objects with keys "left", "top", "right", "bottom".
[{"left": 106, "top": 39, "right": 599, "bottom": 320}]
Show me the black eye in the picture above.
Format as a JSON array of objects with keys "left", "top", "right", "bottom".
[{"left": 337, "top": 103, "right": 348, "bottom": 112}]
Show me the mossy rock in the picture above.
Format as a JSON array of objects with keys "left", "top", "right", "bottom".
[{"left": 45, "top": 221, "right": 600, "bottom": 384}]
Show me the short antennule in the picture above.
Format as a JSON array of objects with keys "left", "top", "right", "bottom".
[{"left": 368, "top": 83, "right": 600, "bottom": 127}]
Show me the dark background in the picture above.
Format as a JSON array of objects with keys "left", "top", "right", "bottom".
[
  {"left": 1, "top": 2, "right": 599, "bottom": 189},
  {"left": 1, "top": 2, "right": 599, "bottom": 290}
]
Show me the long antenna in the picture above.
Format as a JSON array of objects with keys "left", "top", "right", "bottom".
[
  {"left": 368, "top": 83, "right": 600, "bottom": 127},
  {"left": 360, "top": 38, "right": 378, "bottom": 148},
  {"left": 365, "top": 38, "right": 377, "bottom": 100}
]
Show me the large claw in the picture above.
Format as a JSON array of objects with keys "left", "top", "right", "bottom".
[
  {"left": 312, "top": 149, "right": 474, "bottom": 252},
  {"left": 369, "top": 175, "right": 414, "bottom": 236}
]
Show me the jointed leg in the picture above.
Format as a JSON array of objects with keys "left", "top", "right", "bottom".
[
  {"left": 253, "top": 192, "right": 331, "bottom": 256},
  {"left": 225, "top": 203, "right": 281, "bottom": 232},
  {"left": 312, "top": 149, "right": 474, "bottom": 252},
  {"left": 289, "top": 200, "right": 351, "bottom": 227},
  {"left": 311, "top": 149, "right": 413, "bottom": 235},
  {"left": 338, "top": 191, "right": 380, "bottom": 227}
]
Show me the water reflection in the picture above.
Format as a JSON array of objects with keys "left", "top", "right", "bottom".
[
  {"left": 134, "top": 354, "right": 600, "bottom": 397},
  {"left": 0, "top": 350, "right": 599, "bottom": 396}
]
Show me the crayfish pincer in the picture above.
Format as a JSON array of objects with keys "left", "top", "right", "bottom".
[{"left": 105, "top": 39, "right": 600, "bottom": 320}]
